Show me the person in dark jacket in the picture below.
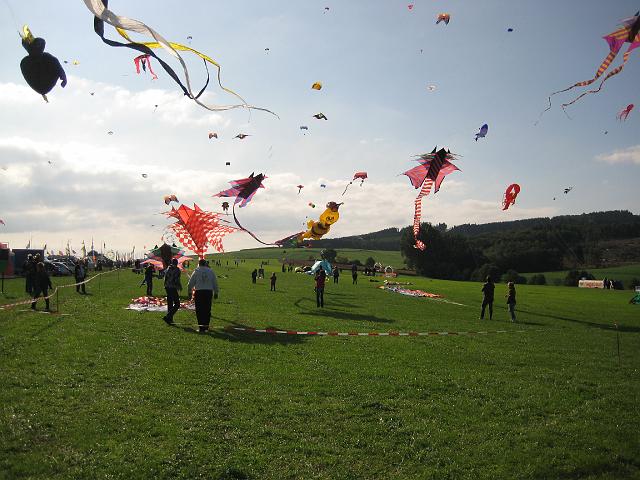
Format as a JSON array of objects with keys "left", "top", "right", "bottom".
[
  {"left": 352, "top": 264, "right": 358, "bottom": 284},
  {"left": 163, "top": 259, "right": 182, "bottom": 325},
  {"left": 506, "top": 282, "right": 517, "bottom": 322},
  {"left": 24, "top": 254, "right": 36, "bottom": 294},
  {"left": 315, "top": 270, "right": 326, "bottom": 308},
  {"left": 332, "top": 266, "right": 340, "bottom": 284},
  {"left": 270, "top": 272, "right": 277, "bottom": 291},
  {"left": 143, "top": 264, "right": 154, "bottom": 296},
  {"left": 31, "top": 262, "right": 53, "bottom": 311},
  {"left": 251, "top": 269, "right": 258, "bottom": 284},
  {"left": 480, "top": 276, "right": 495, "bottom": 320},
  {"left": 74, "top": 260, "right": 87, "bottom": 294}
]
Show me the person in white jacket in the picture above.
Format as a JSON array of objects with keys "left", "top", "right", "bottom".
[{"left": 187, "top": 259, "right": 219, "bottom": 333}]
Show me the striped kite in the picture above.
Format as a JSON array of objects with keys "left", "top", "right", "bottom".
[
  {"left": 402, "top": 147, "right": 460, "bottom": 250},
  {"left": 546, "top": 11, "right": 640, "bottom": 112}
]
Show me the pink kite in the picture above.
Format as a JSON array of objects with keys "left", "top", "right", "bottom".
[
  {"left": 403, "top": 147, "right": 460, "bottom": 250},
  {"left": 165, "top": 204, "right": 237, "bottom": 258},
  {"left": 617, "top": 103, "right": 634, "bottom": 121},
  {"left": 133, "top": 54, "right": 158, "bottom": 80},
  {"left": 342, "top": 171, "right": 368, "bottom": 195},
  {"left": 547, "top": 12, "right": 640, "bottom": 111}
]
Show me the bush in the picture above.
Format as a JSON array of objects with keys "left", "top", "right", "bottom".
[
  {"left": 364, "top": 257, "right": 376, "bottom": 268},
  {"left": 335, "top": 256, "right": 349, "bottom": 265},
  {"left": 352, "top": 259, "right": 363, "bottom": 267},
  {"left": 564, "top": 270, "right": 594, "bottom": 287},
  {"left": 528, "top": 274, "right": 547, "bottom": 285},
  {"left": 626, "top": 277, "right": 640, "bottom": 290},
  {"left": 504, "top": 269, "right": 527, "bottom": 284},
  {"left": 552, "top": 278, "right": 562, "bottom": 286}
]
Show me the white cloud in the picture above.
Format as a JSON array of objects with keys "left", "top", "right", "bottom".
[{"left": 596, "top": 145, "right": 640, "bottom": 165}]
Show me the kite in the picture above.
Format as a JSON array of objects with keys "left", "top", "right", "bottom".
[
  {"left": 82, "top": 0, "right": 276, "bottom": 116},
  {"left": 545, "top": 11, "right": 640, "bottom": 112},
  {"left": 141, "top": 173, "right": 148, "bottom": 178},
  {"left": 427, "top": 84, "right": 437, "bottom": 92},
  {"left": 299, "top": 202, "right": 342, "bottom": 241},
  {"left": 163, "top": 194, "right": 179, "bottom": 205},
  {"left": 143, "top": 243, "right": 189, "bottom": 270},
  {"left": 221, "top": 201, "right": 229, "bottom": 213},
  {"left": 186, "top": 35, "right": 193, "bottom": 43},
  {"left": 617, "top": 103, "right": 634, "bottom": 121},
  {"left": 563, "top": 187, "right": 573, "bottom": 194},
  {"left": 475, "top": 124, "right": 489, "bottom": 141},
  {"left": 19, "top": 26, "right": 67, "bottom": 102},
  {"left": 225, "top": 162, "right": 231, "bottom": 166},
  {"left": 107, "top": 131, "right": 114, "bottom": 135},
  {"left": 342, "top": 171, "right": 368, "bottom": 195},
  {"left": 264, "top": 47, "right": 270, "bottom": 53},
  {"left": 402, "top": 147, "right": 460, "bottom": 250},
  {"left": 213, "top": 172, "right": 266, "bottom": 208},
  {"left": 436, "top": 13, "right": 450, "bottom": 25},
  {"left": 313, "top": 113, "right": 328, "bottom": 120},
  {"left": 312, "top": 82, "right": 322, "bottom": 90},
  {"left": 0, "top": 220, "right": 4, "bottom": 226},
  {"left": 507, "top": 28, "right": 514, "bottom": 32},
  {"left": 297, "top": 185, "right": 304, "bottom": 194},
  {"left": 234, "top": 133, "right": 250, "bottom": 139},
  {"left": 408, "top": 4, "right": 414, "bottom": 11},
  {"left": 133, "top": 54, "right": 158, "bottom": 80},
  {"left": 300, "top": 126, "right": 309, "bottom": 131},
  {"left": 208, "top": 132, "right": 218, "bottom": 139},
  {"left": 308, "top": 202, "right": 316, "bottom": 208},
  {"left": 320, "top": 183, "right": 326, "bottom": 188},
  {"left": 324, "top": 7, "right": 330, "bottom": 13},
  {"left": 165, "top": 204, "right": 237, "bottom": 258},
  {"left": 502, "top": 184, "right": 520, "bottom": 210}
]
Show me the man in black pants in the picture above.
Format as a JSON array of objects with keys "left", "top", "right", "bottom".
[
  {"left": 480, "top": 276, "right": 495, "bottom": 320},
  {"left": 187, "top": 259, "right": 219, "bottom": 333},
  {"left": 163, "top": 258, "right": 182, "bottom": 325},
  {"left": 31, "top": 262, "right": 53, "bottom": 311},
  {"left": 315, "top": 270, "right": 326, "bottom": 308}
]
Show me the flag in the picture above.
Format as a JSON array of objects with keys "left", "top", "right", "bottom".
[
  {"left": 65, "top": 240, "right": 70, "bottom": 256},
  {"left": 81, "top": 241, "right": 87, "bottom": 258}
]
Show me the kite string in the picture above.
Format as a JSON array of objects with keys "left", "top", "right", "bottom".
[
  {"left": 231, "top": 203, "right": 277, "bottom": 247},
  {"left": 2, "top": 0, "right": 21, "bottom": 36}
]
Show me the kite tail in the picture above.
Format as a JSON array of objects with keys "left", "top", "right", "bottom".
[
  {"left": 561, "top": 50, "right": 633, "bottom": 110},
  {"left": 412, "top": 180, "right": 433, "bottom": 250},
  {"left": 538, "top": 50, "right": 618, "bottom": 120},
  {"left": 232, "top": 204, "right": 277, "bottom": 247},
  {"left": 342, "top": 181, "right": 353, "bottom": 196}
]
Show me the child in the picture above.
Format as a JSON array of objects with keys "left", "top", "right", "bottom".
[
  {"left": 270, "top": 273, "right": 277, "bottom": 291},
  {"left": 506, "top": 281, "right": 517, "bottom": 322}
]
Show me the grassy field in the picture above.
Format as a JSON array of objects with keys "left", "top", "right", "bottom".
[
  {"left": 522, "top": 264, "right": 640, "bottom": 286},
  {"left": 1, "top": 260, "right": 639, "bottom": 479},
  {"left": 225, "top": 247, "right": 406, "bottom": 268}
]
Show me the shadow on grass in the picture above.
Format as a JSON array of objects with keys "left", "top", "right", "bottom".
[
  {"left": 171, "top": 321, "right": 307, "bottom": 345},
  {"left": 293, "top": 296, "right": 359, "bottom": 310},
  {"left": 299, "top": 307, "right": 395, "bottom": 324},
  {"left": 517, "top": 308, "right": 640, "bottom": 333}
]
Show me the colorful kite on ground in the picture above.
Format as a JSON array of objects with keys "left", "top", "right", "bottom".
[
  {"left": 545, "top": 11, "right": 640, "bottom": 112},
  {"left": 163, "top": 194, "right": 179, "bottom": 205},
  {"left": 436, "top": 13, "right": 450, "bottom": 24},
  {"left": 403, "top": 147, "right": 460, "bottom": 250},
  {"left": 19, "top": 26, "right": 67, "bottom": 102},
  {"left": 502, "top": 184, "right": 520, "bottom": 210},
  {"left": 133, "top": 54, "right": 157, "bottom": 79},
  {"left": 82, "top": 0, "right": 276, "bottom": 116},
  {"left": 475, "top": 124, "right": 489, "bottom": 141},
  {"left": 342, "top": 171, "right": 368, "bottom": 195},
  {"left": 165, "top": 204, "right": 237, "bottom": 258},
  {"left": 617, "top": 103, "right": 634, "bottom": 121}
]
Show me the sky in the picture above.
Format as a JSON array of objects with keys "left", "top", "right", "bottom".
[{"left": 0, "top": 0, "right": 638, "bottom": 255}]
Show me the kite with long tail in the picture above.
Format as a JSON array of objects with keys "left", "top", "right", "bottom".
[
  {"left": 544, "top": 11, "right": 640, "bottom": 115},
  {"left": 402, "top": 147, "right": 460, "bottom": 250},
  {"left": 82, "top": 0, "right": 277, "bottom": 116}
]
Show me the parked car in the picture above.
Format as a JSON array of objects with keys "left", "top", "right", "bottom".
[{"left": 45, "top": 261, "right": 73, "bottom": 276}]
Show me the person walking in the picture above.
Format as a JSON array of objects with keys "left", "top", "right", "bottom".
[
  {"left": 506, "top": 281, "right": 517, "bottom": 322},
  {"left": 270, "top": 272, "right": 277, "bottom": 291},
  {"left": 333, "top": 266, "right": 340, "bottom": 284},
  {"left": 251, "top": 268, "right": 258, "bottom": 284},
  {"left": 351, "top": 264, "right": 358, "bottom": 284},
  {"left": 74, "top": 260, "right": 87, "bottom": 294},
  {"left": 31, "top": 262, "right": 53, "bottom": 311},
  {"left": 163, "top": 258, "right": 182, "bottom": 325},
  {"left": 143, "top": 264, "right": 154, "bottom": 296},
  {"left": 187, "top": 259, "right": 219, "bottom": 333},
  {"left": 480, "top": 276, "right": 495, "bottom": 320},
  {"left": 315, "top": 269, "right": 326, "bottom": 308}
]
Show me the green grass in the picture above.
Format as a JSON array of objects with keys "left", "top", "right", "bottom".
[
  {"left": 522, "top": 264, "right": 640, "bottom": 285},
  {"left": 1, "top": 261, "right": 639, "bottom": 479},
  {"left": 221, "top": 247, "right": 406, "bottom": 268}
]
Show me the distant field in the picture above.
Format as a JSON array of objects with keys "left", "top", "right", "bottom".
[
  {"left": 522, "top": 264, "right": 640, "bottom": 285},
  {"left": 218, "top": 247, "right": 406, "bottom": 268}
]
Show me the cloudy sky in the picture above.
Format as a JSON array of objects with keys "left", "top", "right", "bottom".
[{"left": 0, "top": 0, "right": 638, "bottom": 254}]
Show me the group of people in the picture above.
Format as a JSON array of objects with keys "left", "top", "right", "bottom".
[{"left": 480, "top": 276, "right": 517, "bottom": 322}]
